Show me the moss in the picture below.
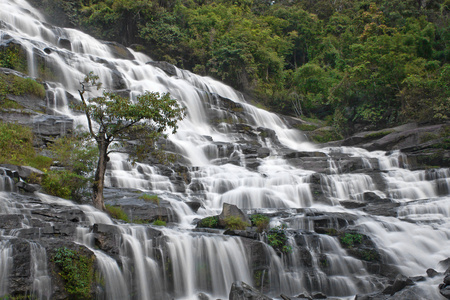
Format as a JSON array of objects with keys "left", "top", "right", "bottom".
[
  {"left": 364, "top": 130, "right": 394, "bottom": 139},
  {"left": 0, "top": 121, "right": 35, "bottom": 166},
  {"left": 152, "top": 218, "right": 166, "bottom": 226},
  {"left": 310, "top": 129, "right": 343, "bottom": 143},
  {"left": 253, "top": 269, "right": 269, "bottom": 289},
  {"left": 139, "top": 193, "right": 159, "bottom": 205},
  {"left": 133, "top": 218, "right": 150, "bottom": 224},
  {"left": 0, "top": 98, "right": 25, "bottom": 110},
  {"left": 294, "top": 123, "right": 319, "bottom": 131},
  {"left": 0, "top": 73, "right": 46, "bottom": 99},
  {"left": 52, "top": 247, "right": 94, "bottom": 299},
  {"left": 224, "top": 216, "right": 249, "bottom": 230},
  {"left": 105, "top": 205, "right": 129, "bottom": 222}
]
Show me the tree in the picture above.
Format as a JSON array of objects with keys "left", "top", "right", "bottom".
[{"left": 77, "top": 72, "right": 185, "bottom": 211}]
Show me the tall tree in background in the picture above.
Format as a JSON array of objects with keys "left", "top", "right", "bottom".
[{"left": 77, "top": 72, "right": 185, "bottom": 211}]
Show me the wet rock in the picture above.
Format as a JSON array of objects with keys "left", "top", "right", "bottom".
[
  {"left": 0, "top": 214, "right": 24, "bottom": 230},
  {"left": 16, "top": 181, "right": 41, "bottom": 192},
  {"left": 382, "top": 274, "right": 414, "bottom": 296},
  {"left": 439, "top": 258, "right": 450, "bottom": 271},
  {"left": 102, "top": 41, "right": 135, "bottom": 60},
  {"left": 312, "top": 292, "right": 327, "bottom": 299},
  {"left": 185, "top": 201, "right": 202, "bottom": 212},
  {"left": 57, "top": 38, "right": 71, "bottom": 50},
  {"left": 426, "top": 268, "right": 439, "bottom": 278},
  {"left": 33, "top": 114, "right": 73, "bottom": 138},
  {"left": 197, "top": 292, "right": 210, "bottom": 300},
  {"left": 257, "top": 147, "right": 270, "bottom": 158},
  {"left": 229, "top": 281, "right": 272, "bottom": 300},
  {"left": 147, "top": 61, "right": 178, "bottom": 76}
]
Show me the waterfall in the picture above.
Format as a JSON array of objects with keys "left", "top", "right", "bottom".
[{"left": 0, "top": 0, "right": 449, "bottom": 299}]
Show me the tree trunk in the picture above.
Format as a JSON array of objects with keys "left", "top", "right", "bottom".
[{"left": 92, "top": 136, "right": 108, "bottom": 211}]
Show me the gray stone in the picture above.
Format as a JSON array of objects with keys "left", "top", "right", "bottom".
[{"left": 218, "top": 203, "right": 251, "bottom": 228}]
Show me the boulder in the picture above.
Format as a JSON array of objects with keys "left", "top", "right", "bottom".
[
  {"left": 229, "top": 281, "right": 272, "bottom": 300},
  {"left": 0, "top": 164, "right": 43, "bottom": 180},
  {"left": 218, "top": 203, "right": 251, "bottom": 228}
]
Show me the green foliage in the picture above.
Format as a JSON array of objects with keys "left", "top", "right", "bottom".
[
  {"left": 52, "top": 247, "right": 94, "bottom": 299},
  {"left": 47, "top": 133, "right": 97, "bottom": 176},
  {"left": 43, "top": 133, "right": 97, "bottom": 201},
  {"left": 77, "top": 72, "right": 185, "bottom": 210},
  {"left": 152, "top": 218, "right": 167, "bottom": 226},
  {"left": 0, "top": 45, "right": 27, "bottom": 72},
  {"left": 35, "top": 0, "right": 450, "bottom": 132},
  {"left": 198, "top": 216, "right": 219, "bottom": 228},
  {"left": 267, "top": 224, "right": 292, "bottom": 254},
  {"left": 340, "top": 233, "right": 363, "bottom": 248},
  {"left": 105, "top": 205, "right": 129, "bottom": 222},
  {"left": 41, "top": 170, "right": 88, "bottom": 200},
  {"left": 224, "top": 216, "right": 249, "bottom": 230},
  {"left": 139, "top": 193, "right": 160, "bottom": 205},
  {"left": 250, "top": 214, "right": 270, "bottom": 233}
]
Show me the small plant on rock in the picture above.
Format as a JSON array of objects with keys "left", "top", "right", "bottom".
[
  {"left": 198, "top": 216, "right": 219, "bottom": 228},
  {"left": 105, "top": 204, "right": 129, "bottom": 222},
  {"left": 340, "top": 233, "right": 363, "bottom": 248},
  {"left": 139, "top": 193, "right": 160, "bottom": 205},
  {"left": 52, "top": 247, "right": 94, "bottom": 299},
  {"left": 250, "top": 214, "right": 270, "bottom": 233},
  {"left": 152, "top": 218, "right": 166, "bottom": 226},
  {"left": 267, "top": 224, "right": 292, "bottom": 254}
]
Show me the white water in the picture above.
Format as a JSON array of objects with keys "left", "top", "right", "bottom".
[{"left": 1, "top": 0, "right": 450, "bottom": 299}]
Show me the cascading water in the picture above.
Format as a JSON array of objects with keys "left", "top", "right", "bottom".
[{"left": 1, "top": 0, "right": 450, "bottom": 299}]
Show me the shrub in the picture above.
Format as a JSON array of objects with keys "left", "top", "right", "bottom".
[
  {"left": 52, "top": 247, "right": 94, "bottom": 299},
  {"left": 267, "top": 224, "right": 292, "bottom": 254},
  {"left": 139, "top": 193, "right": 159, "bottom": 205},
  {"left": 224, "top": 216, "right": 249, "bottom": 230},
  {"left": 340, "top": 233, "right": 363, "bottom": 248},
  {"left": 250, "top": 214, "right": 270, "bottom": 233},
  {"left": 152, "top": 218, "right": 166, "bottom": 226},
  {"left": 105, "top": 205, "right": 129, "bottom": 222},
  {"left": 198, "top": 216, "right": 219, "bottom": 228},
  {"left": 41, "top": 170, "right": 88, "bottom": 201}
]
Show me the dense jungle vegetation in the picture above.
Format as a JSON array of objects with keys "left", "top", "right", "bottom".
[{"left": 28, "top": 0, "right": 450, "bottom": 134}]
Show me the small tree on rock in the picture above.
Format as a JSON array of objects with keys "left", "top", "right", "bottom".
[{"left": 76, "top": 72, "right": 185, "bottom": 211}]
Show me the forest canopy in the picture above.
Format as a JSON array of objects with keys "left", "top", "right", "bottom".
[{"left": 33, "top": 0, "right": 450, "bottom": 134}]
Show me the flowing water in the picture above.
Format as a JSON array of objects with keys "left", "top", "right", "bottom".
[{"left": 0, "top": 0, "right": 450, "bottom": 299}]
